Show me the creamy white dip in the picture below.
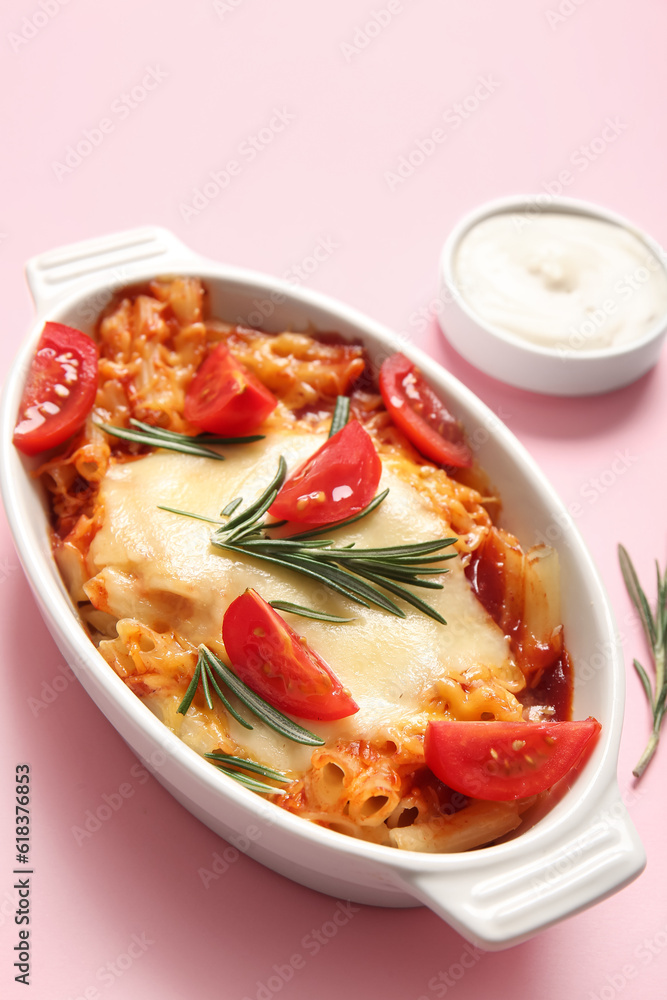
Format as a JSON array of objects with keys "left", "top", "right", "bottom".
[{"left": 454, "top": 211, "right": 667, "bottom": 351}]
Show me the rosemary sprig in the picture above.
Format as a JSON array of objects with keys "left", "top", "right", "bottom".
[
  {"left": 205, "top": 752, "right": 291, "bottom": 795},
  {"left": 179, "top": 645, "right": 325, "bottom": 746},
  {"left": 618, "top": 544, "right": 667, "bottom": 778},
  {"left": 177, "top": 648, "right": 251, "bottom": 729},
  {"left": 191, "top": 458, "right": 456, "bottom": 622},
  {"left": 329, "top": 396, "right": 350, "bottom": 437},
  {"left": 94, "top": 418, "right": 263, "bottom": 460},
  {"left": 199, "top": 646, "right": 324, "bottom": 745}
]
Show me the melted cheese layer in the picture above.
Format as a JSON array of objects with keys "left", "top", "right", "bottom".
[{"left": 87, "top": 431, "right": 521, "bottom": 771}]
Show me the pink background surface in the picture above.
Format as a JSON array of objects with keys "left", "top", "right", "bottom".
[{"left": 1, "top": 1, "right": 667, "bottom": 997}]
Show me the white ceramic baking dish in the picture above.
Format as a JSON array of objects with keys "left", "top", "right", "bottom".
[{"left": 0, "top": 226, "right": 645, "bottom": 949}]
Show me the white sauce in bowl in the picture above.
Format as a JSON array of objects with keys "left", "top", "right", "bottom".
[{"left": 454, "top": 212, "right": 667, "bottom": 352}]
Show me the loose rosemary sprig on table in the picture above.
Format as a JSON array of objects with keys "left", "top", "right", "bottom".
[
  {"left": 177, "top": 645, "right": 324, "bottom": 747},
  {"left": 618, "top": 544, "right": 667, "bottom": 778},
  {"left": 94, "top": 418, "right": 264, "bottom": 460},
  {"left": 160, "top": 458, "right": 458, "bottom": 623}
]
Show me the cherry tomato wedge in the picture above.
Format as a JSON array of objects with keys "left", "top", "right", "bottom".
[
  {"left": 379, "top": 353, "right": 472, "bottom": 468},
  {"left": 425, "top": 718, "right": 601, "bottom": 801},
  {"left": 184, "top": 343, "right": 277, "bottom": 435},
  {"left": 13, "top": 322, "right": 98, "bottom": 456},
  {"left": 268, "top": 420, "right": 381, "bottom": 526},
  {"left": 222, "top": 589, "right": 359, "bottom": 721}
]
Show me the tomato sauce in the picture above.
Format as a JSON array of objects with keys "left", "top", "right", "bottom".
[
  {"left": 465, "top": 533, "right": 573, "bottom": 719},
  {"left": 527, "top": 650, "right": 573, "bottom": 721}
]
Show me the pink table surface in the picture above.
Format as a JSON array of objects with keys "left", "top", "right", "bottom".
[{"left": 2, "top": 1, "right": 667, "bottom": 997}]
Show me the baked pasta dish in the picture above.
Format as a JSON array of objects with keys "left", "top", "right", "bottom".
[{"left": 13, "top": 277, "right": 600, "bottom": 853}]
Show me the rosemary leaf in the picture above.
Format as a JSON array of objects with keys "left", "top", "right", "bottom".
[
  {"left": 633, "top": 659, "right": 653, "bottom": 702},
  {"left": 394, "top": 552, "right": 458, "bottom": 565},
  {"left": 329, "top": 396, "right": 350, "bottom": 438},
  {"left": 203, "top": 661, "right": 253, "bottom": 730},
  {"left": 221, "top": 497, "right": 243, "bottom": 517},
  {"left": 95, "top": 421, "right": 226, "bottom": 460},
  {"left": 210, "top": 766, "right": 286, "bottom": 796},
  {"left": 223, "top": 456, "right": 287, "bottom": 531},
  {"left": 199, "top": 646, "right": 324, "bottom": 746},
  {"left": 619, "top": 544, "right": 657, "bottom": 649},
  {"left": 348, "top": 560, "right": 446, "bottom": 587},
  {"left": 269, "top": 600, "right": 356, "bottom": 623},
  {"left": 205, "top": 752, "right": 290, "bottom": 783},
  {"left": 350, "top": 564, "right": 447, "bottom": 624},
  {"left": 293, "top": 539, "right": 456, "bottom": 560},
  {"left": 157, "top": 505, "right": 225, "bottom": 526},
  {"left": 129, "top": 419, "right": 264, "bottom": 445},
  {"left": 618, "top": 544, "right": 667, "bottom": 778},
  {"left": 235, "top": 538, "right": 334, "bottom": 553},
  {"left": 177, "top": 659, "right": 202, "bottom": 715},
  {"left": 200, "top": 654, "right": 214, "bottom": 710}
]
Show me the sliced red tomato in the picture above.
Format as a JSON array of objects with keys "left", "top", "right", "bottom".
[
  {"left": 184, "top": 343, "right": 277, "bottom": 435},
  {"left": 222, "top": 589, "right": 359, "bottom": 721},
  {"left": 268, "top": 420, "right": 381, "bottom": 526},
  {"left": 13, "top": 322, "right": 98, "bottom": 456},
  {"left": 379, "top": 353, "right": 472, "bottom": 468},
  {"left": 425, "top": 718, "right": 601, "bottom": 801}
]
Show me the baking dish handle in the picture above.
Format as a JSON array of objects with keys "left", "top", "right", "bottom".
[
  {"left": 25, "top": 226, "right": 195, "bottom": 314},
  {"left": 403, "top": 782, "right": 645, "bottom": 950}
]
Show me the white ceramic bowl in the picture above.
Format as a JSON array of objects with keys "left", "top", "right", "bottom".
[
  {"left": 437, "top": 195, "right": 667, "bottom": 395},
  {"left": 0, "top": 226, "right": 645, "bottom": 949}
]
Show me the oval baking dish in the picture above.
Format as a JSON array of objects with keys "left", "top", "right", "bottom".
[{"left": 0, "top": 227, "right": 645, "bottom": 949}]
